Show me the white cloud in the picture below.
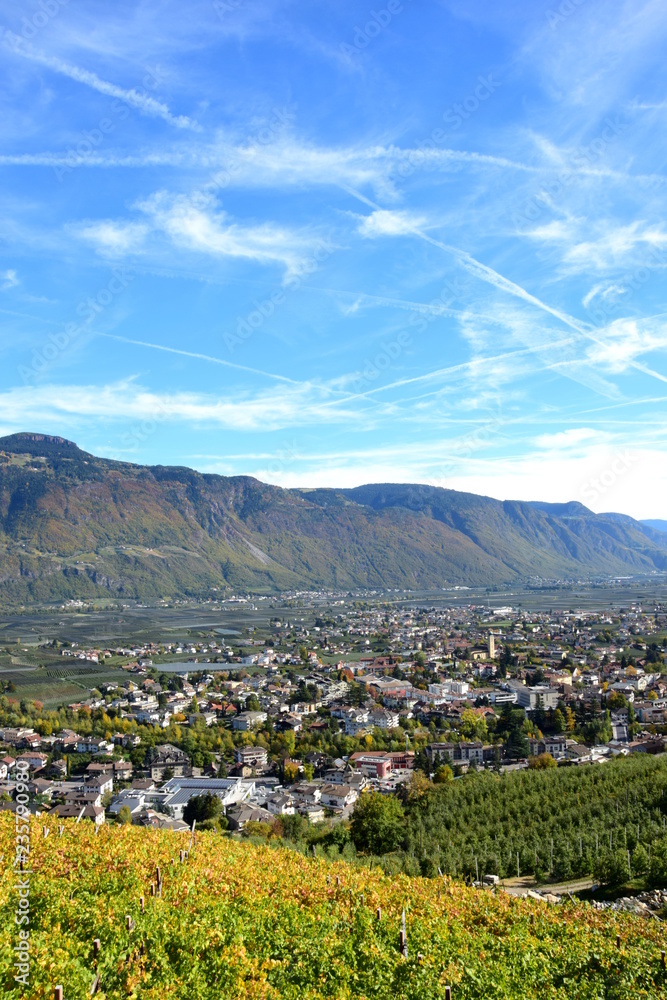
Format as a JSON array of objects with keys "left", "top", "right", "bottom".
[
  {"left": 69, "top": 191, "right": 327, "bottom": 278},
  {"left": 523, "top": 216, "right": 667, "bottom": 263},
  {"left": 357, "top": 209, "right": 427, "bottom": 238},
  {"left": 585, "top": 317, "right": 667, "bottom": 373},
  {"left": 253, "top": 442, "right": 667, "bottom": 519},
  {"left": 582, "top": 282, "right": 626, "bottom": 308},
  {"left": 74, "top": 221, "right": 148, "bottom": 256},
  {"left": 0, "top": 269, "right": 19, "bottom": 291},
  {"left": 564, "top": 223, "right": 667, "bottom": 271},
  {"left": 137, "top": 190, "right": 323, "bottom": 277},
  {"left": 533, "top": 428, "right": 598, "bottom": 449}
]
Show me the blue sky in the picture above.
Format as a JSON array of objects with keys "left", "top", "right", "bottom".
[{"left": 0, "top": 0, "right": 666, "bottom": 518}]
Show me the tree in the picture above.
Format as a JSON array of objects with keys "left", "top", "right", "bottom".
[
  {"left": 398, "top": 770, "right": 432, "bottom": 805},
  {"left": 242, "top": 821, "right": 272, "bottom": 839},
  {"left": 528, "top": 753, "right": 557, "bottom": 770},
  {"left": 278, "top": 812, "right": 307, "bottom": 841},
  {"left": 283, "top": 761, "right": 300, "bottom": 784},
  {"left": 594, "top": 848, "right": 630, "bottom": 887},
  {"left": 627, "top": 702, "right": 639, "bottom": 739},
  {"left": 433, "top": 764, "right": 454, "bottom": 784},
  {"left": 183, "top": 792, "right": 222, "bottom": 828},
  {"left": 347, "top": 683, "right": 366, "bottom": 707},
  {"left": 117, "top": 805, "right": 132, "bottom": 825},
  {"left": 460, "top": 708, "right": 488, "bottom": 742},
  {"left": 505, "top": 728, "right": 529, "bottom": 759},
  {"left": 350, "top": 792, "right": 405, "bottom": 854}
]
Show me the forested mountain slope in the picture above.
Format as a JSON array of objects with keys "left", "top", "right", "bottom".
[{"left": 0, "top": 433, "right": 665, "bottom": 603}]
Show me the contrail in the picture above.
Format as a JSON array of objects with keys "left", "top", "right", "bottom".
[
  {"left": 98, "top": 333, "right": 302, "bottom": 385},
  {"left": 344, "top": 185, "right": 667, "bottom": 388},
  {"left": 99, "top": 332, "right": 380, "bottom": 407},
  {"left": 6, "top": 40, "right": 200, "bottom": 131}
]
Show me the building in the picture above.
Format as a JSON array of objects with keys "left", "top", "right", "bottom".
[
  {"left": 540, "top": 735, "right": 568, "bottom": 758},
  {"left": 349, "top": 752, "right": 392, "bottom": 779},
  {"left": 266, "top": 793, "right": 296, "bottom": 816},
  {"left": 340, "top": 708, "right": 371, "bottom": 736},
  {"left": 290, "top": 781, "right": 322, "bottom": 805},
  {"left": 15, "top": 752, "right": 48, "bottom": 772},
  {"left": 511, "top": 684, "right": 560, "bottom": 711},
  {"left": 425, "top": 742, "right": 485, "bottom": 765},
  {"left": 231, "top": 711, "right": 268, "bottom": 731},
  {"left": 233, "top": 746, "right": 269, "bottom": 767},
  {"left": 160, "top": 777, "right": 250, "bottom": 820},
  {"left": 48, "top": 802, "right": 105, "bottom": 826},
  {"left": 145, "top": 744, "right": 192, "bottom": 781},
  {"left": 368, "top": 708, "right": 400, "bottom": 730},
  {"left": 86, "top": 773, "right": 114, "bottom": 797},
  {"left": 319, "top": 784, "right": 358, "bottom": 810},
  {"left": 226, "top": 803, "right": 274, "bottom": 831}
]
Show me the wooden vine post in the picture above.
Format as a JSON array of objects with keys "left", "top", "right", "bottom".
[{"left": 399, "top": 909, "right": 408, "bottom": 959}]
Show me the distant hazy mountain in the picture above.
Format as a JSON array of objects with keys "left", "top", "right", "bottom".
[
  {"left": 0, "top": 432, "right": 665, "bottom": 603},
  {"left": 642, "top": 519, "right": 667, "bottom": 534}
]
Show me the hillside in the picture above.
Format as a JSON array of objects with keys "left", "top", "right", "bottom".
[
  {"left": 2, "top": 816, "right": 667, "bottom": 999},
  {"left": 0, "top": 432, "right": 666, "bottom": 603}
]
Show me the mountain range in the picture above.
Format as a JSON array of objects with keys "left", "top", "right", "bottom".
[{"left": 0, "top": 432, "right": 665, "bottom": 603}]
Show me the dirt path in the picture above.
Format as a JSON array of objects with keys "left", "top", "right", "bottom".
[{"left": 499, "top": 875, "right": 595, "bottom": 897}]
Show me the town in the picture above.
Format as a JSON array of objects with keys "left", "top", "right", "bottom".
[{"left": 1, "top": 594, "right": 666, "bottom": 836}]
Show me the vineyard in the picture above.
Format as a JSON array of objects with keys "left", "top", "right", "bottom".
[
  {"left": 397, "top": 754, "right": 667, "bottom": 884},
  {"left": 2, "top": 816, "right": 667, "bottom": 998}
]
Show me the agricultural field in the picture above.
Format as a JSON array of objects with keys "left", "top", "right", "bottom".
[
  {"left": 2, "top": 816, "right": 667, "bottom": 998},
  {"left": 0, "top": 657, "right": 132, "bottom": 709},
  {"left": 397, "top": 755, "right": 667, "bottom": 884}
]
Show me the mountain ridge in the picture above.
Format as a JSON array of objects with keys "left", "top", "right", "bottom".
[{"left": 0, "top": 432, "right": 665, "bottom": 603}]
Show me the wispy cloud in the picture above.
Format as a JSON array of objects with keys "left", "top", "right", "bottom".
[
  {"left": 0, "top": 380, "right": 364, "bottom": 433},
  {"left": 74, "top": 221, "right": 148, "bottom": 256},
  {"left": 0, "top": 269, "right": 19, "bottom": 291},
  {"left": 72, "top": 190, "right": 329, "bottom": 279},
  {"left": 525, "top": 218, "right": 667, "bottom": 272}
]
